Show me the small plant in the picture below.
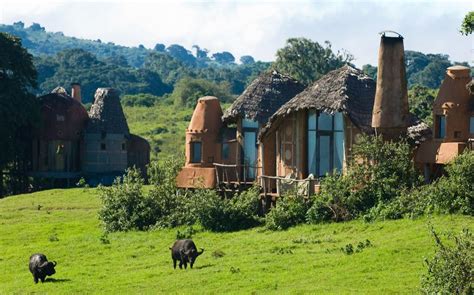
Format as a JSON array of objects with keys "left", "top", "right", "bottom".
[
  {"left": 341, "top": 243, "right": 353, "bottom": 255},
  {"left": 100, "top": 232, "right": 110, "bottom": 244},
  {"left": 230, "top": 266, "right": 240, "bottom": 274},
  {"left": 270, "top": 246, "right": 295, "bottom": 255},
  {"left": 76, "top": 177, "right": 89, "bottom": 188},
  {"left": 176, "top": 226, "right": 196, "bottom": 240},
  {"left": 212, "top": 250, "right": 225, "bottom": 258},
  {"left": 265, "top": 193, "right": 310, "bottom": 231},
  {"left": 49, "top": 233, "right": 59, "bottom": 242},
  {"left": 421, "top": 227, "right": 473, "bottom": 294}
]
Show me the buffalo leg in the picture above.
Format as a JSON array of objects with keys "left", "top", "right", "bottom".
[
  {"left": 173, "top": 259, "right": 177, "bottom": 269},
  {"left": 33, "top": 275, "right": 38, "bottom": 284},
  {"left": 179, "top": 261, "right": 183, "bottom": 269},
  {"left": 184, "top": 262, "right": 187, "bottom": 269}
]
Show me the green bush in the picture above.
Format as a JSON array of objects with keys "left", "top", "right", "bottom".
[
  {"left": 147, "top": 155, "right": 183, "bottom": 185},
  {"left": 265, "top": 193, "right": 310, "bottom": 230},
  {"left": 421, "top": 227, "right": 473, "bottom": 294},
  {"left": 193, "top": 186, "right": 261, "bottom": 232},
  {"left": 98, "top": 168, "right": 157, "bottom": 232}
]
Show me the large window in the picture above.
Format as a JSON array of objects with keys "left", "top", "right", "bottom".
[
  {"left": 436, "top": 115, "right": 446, "bottom": 139},
  {"left": 307, "top": 111, "right": 344, "bottom": 177},
  {"left": 242, "top": 118, "right": 258, "bottom": 179},
  {"left": 190, "top": 141, "right": 202, "bottom": 163}
]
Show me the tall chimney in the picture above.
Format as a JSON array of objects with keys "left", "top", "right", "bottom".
[
  {"left": 372, "top": 31, "right": 409, "bottom": 140},
  {"left": 71, "top": 83, "right": 82, "bottom": 103}
]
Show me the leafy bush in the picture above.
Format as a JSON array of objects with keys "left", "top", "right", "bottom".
[
  {"left": 98, "top": 168, "right": 157, "bottom": 232},
  {"left": 421, "top": 227, "right": 473, "bottom": 294},
  {"left": 265, "top": 193, "right": 311, "bottom": 230},
  {"left": 373, "top": 151, "right": 474, "bottom": 219},
  {"left": 193, "top": 186, "right": 261, "bottom": 232},
  {"left": 147, "top": 155, "right": 183, "bottom": 185}
]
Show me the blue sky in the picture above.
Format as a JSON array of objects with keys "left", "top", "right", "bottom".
[{"left": 0, "top": 0, "right": 472, "bottom": 66}]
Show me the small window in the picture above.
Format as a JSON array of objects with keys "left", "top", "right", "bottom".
[
  {"left": 190, "top": 142, "right": 201, "bottom": 163},
  {"left": 470, "top": 116, "right": 474, "bottom": 134},
  {"left": 100, "top": 143, "right": 106, "bottom": 150},
  {"left": 121, "top": 143, "right": 126, "bottom": 150},
  {"left": 222, "top": 142, "right": 230, "bottom": 160},
  {"left": 436, "top": 115, "right": 446, "bottom": 139}
]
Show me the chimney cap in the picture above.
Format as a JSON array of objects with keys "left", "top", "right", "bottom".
[
  {"left": 379, "top": 30, "right": 403, "bottom": 39},
  {"left": 71, "top": 82, "right": 81, "bottom": 86}
]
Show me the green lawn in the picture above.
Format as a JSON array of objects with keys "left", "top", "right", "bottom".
[{"left": 0, "top": 188, "right": 472, "bottom": 294}]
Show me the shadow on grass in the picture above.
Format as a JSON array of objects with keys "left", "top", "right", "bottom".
[
  {"left": 194, "top": 263, "right": 214, "bottom": 270},
  {"left": 45, "top": 278, "right": 71, "bottom": 283}
]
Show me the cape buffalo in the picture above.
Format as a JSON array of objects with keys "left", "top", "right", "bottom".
[
  {"left": 170, "top": 239, "right": 204, "bottom": 269},
  {"left": 29, "top": 253, "right": 56, "bottom": 283}
]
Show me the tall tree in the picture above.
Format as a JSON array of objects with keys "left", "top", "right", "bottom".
[
  {"left": 0, "top": 33, "right": 39, "bottom": 196},
  {"left": 240, "top": 55, "right": 255, "bottom": 65},
  {"left": 460, "top": 11, "right": 474, "bottom": 35},
  {"left": 273, "top": 38, "right": 353, "bottom": 85},
  {"left": 212, "top": 51, "right": 235, "bottom": 64}
]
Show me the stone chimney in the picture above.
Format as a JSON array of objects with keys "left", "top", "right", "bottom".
[
  {"left": 71, "top": 83, "right": 81, "bottom": 103},
  {"left": 372, "top": 31, "right": 409, "bottom": 140}
]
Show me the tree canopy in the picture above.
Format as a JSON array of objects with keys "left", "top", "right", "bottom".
[
  {"left": 460, "top": 11, "right": 474, "bottom": 35},
  {"left": 0, "top": 32, "right": 39, "bottom": 195},
  {"left": 273, "top": 38, "right": 353, "bottom": 85}
]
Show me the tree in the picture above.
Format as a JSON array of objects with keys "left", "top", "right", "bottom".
[
  {"left": 460, "top": 11, "right": 474, "bottom": 35},
  {"left": 166, "top": 44, "right": 196, "bottom": 66},
  {"left": 273, "top": 38, "right": 353, "bottom": 85},
  {"left": 154, "top": 43, "right": 165, "bottom": 52},
  {"left": 211, "top": 51, "right": 235, "bottom": 64},
  {"left": 170, "top": 77, "right": 233, "bottom": 107},
  {"left": 362, "top": 64, "right": 377, "bottom": 80},
  {"left": 240, "top": 55, "right": 255, "bottom": 65},
  {"left": 408, "top": 85, "right": 437, "bottom": 125},
  {"left": 192, "top": 45, "right": 209, "bottom": 60},
  {"left": 0, "top": 33, "right": 39, "bottom": 196}
]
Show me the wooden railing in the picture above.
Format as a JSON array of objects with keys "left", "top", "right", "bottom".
[
  {"left": 213, "top": 163, "right": 260, "bottom": 188},
  {"left": 259, "top": 174, "right": 317, "bottom": 198}
]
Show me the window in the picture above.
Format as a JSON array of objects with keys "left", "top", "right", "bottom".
[
  {"left": 222, "top": 142, "right": 230, "bottom": 160},
  {"left": 121, "top": 143, "right": 126, "bottom": 150},
  {"left": 190, "top": 142, "right": 201, "bottom": 163},
  {"left": 436, "top": 115, "right": 446, "bottom": 139},
  {"left": 307, "top": 110, "right": 345, "bottom": 177},
  {"left": 242, "top": 118, "right": 259, "bottom": 179},
  {"left": 470, "top": 116, "right": 474, "bottom": 134},
  {"left": 100, "top": 143, "right": 106, "bottom": 150}
]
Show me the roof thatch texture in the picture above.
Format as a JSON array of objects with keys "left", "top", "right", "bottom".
[
  {"left": 259, "top": 65, "right": 376, "bottom": 138},
  {"left": 222, "top": 70, "right": 305, "bottom": 125},
  {"left": 87, "top": 88, "right": 130, "bottom": 135},
  {"left": 259, "top": 65, "right": 431, "bottom": 143}
]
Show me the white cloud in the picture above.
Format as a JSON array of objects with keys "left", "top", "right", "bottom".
[{"left": 0, "top": 0, "right": 472, "bottom": 66}]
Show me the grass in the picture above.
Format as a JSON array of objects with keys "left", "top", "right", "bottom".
[{"left": 0, "top": 188, "right": 472, "bottom": 294}]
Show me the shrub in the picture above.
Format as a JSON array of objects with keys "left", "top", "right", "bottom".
[
  {"left": 193, "top": 186, "right": 261, "bottom": 232},
  {"left": 265, "top": 193, "right": 310, "bottom": 230},
  {"left": 421, "top": 227, "right": 473, "bottom": 294},
  {"left": 98, "top": 168, "right": 157, "bottom": 232},
  {"left": 147, "top": 155, "right": 183, "bottom": 185}
]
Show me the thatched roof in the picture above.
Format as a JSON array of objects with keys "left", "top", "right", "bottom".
[
  {"left": 87, "top": 88, "right": 130, "bottom": 135},
  {"left": 259, "top": 65, "right": 376, "bottom": 138},
  {"left": 259, "top": 65, "right": 431, "bottom": 143},
  {"left": 222, "top": 70, "right": 305, "bottom": 124}
]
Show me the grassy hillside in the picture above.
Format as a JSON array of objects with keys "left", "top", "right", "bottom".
[{"left": 0, "top": 188, "right": 472, "bottom": 294}]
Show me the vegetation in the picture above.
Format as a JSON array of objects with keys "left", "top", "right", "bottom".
[
  {"left": 421, "top": 227, "right": 473, "bottom": 294},
  {"left": 273, "top": 37, "right": 353, "bottom": 85},
  {"left": 0, "top": 32, "right": 39, "bottom": 196},
  {"left": 170, "top": 77, "right": 233, "bottom": 107},
  {"left": 0, "top": 188, "right": 472, "bottom": 293},
  {"left": 460, "top": 11, "right": 474, "bottom": 35},
  {"left": 408, "top": 85, "right": 437, "bottom": 125}
]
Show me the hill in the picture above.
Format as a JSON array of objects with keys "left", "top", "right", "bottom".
[{"left": 0, "top": 188, "right": 472, "bottom": 293}]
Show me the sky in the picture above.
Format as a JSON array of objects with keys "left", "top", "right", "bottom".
[{"left": 0, "top": 0, "right": 472, "bottom": 67}]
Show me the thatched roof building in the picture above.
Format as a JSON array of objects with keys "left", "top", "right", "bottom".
[
  {"left": 87, "top": 88, "right": 130, "bottom": 135},
  {"left": 222, "top": 70, "right": 305, "bottom": 125},
  {"left": 259, "top": 65, "right": 431, "bottom": 142},
  {"left": 259, "top": 65, "right": 376, "bottom": 138}
]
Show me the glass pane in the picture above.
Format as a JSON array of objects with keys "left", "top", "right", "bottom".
[
  {"left": 437, "top": 115, "right": 446, "bottom": 139},
  {"left": 242, "top": 118, "right": 259, "bottom": 129},
  {"left": 222, "top": 143, "right": 230, "bottom": 160},
  {"left": 308, "top": 110, "right": 317, "bottom": 130},
  {"left": 318, "top": 112, "right": 332, "bottom": 131},
  {"left": 307, "top": 130, "right": 317, "bottom": 175},
  {"left": 470, "top": 117, "right": 474, "bottom": 134},
  {"left": 319, "top": 135, "right": 331, "bottom": 176},
  {"left": 243, "top": 131, "right": 257, "bottom": 179},
  {"left": 191, "top": 142, "right": 201, "bottom": 163},
  {"left": 334, "top": 132, "right": 344, "bottom": 172},
  {"left": 334, "top": 112, "right": 344, "bottom": 131}
]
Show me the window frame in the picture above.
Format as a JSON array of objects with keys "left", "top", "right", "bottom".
[{"left": 190, "top": 141, "right": 202, "bottom": 164}]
